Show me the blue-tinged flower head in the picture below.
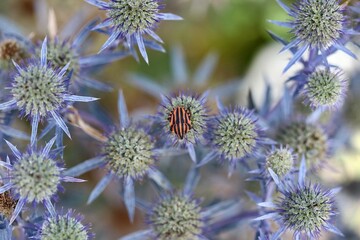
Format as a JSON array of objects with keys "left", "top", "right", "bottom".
[
  {"left": 146, "top": 193, "right": 204, "bottom": 240},
  {"left": 302, "top": 68, "right": 348, "bottom": 111},
  {"left": 38, "top": 209, "right": 94, "bottom": 240},
  {"left": 158, "top": 91, "right": 208, "bottom": 146},
  {"left": 276, "top": 120, "right": 329, "bottom": 171},
  {"left": 265, "top": 146, "right": 295, "bottom": 179},
  {"left": 273, "top": 0, "right": 356, "bottom": 72},
  {"left": 0, "top": 37, "right": 98, "bottom": 145},
  {"left": 0, "top": 137, "right": 85, "bottom": 225},
  {"left": 207, "top": 105, "right": 267, "bottom": 172},
  {"left": 85, "top": 0, "right": 182, "bottom": 64},
  {"left": 65, "top": 90, "right": 157, "bottom": 222},
  {"left": 103, "top": 124, "right": 156, "bottom": 181},
  {"left": 35, "top": 20, "right": 129, "bottom": 92},
  {"left": 256, "top": 158, "right": 342, "bottom": 239}
]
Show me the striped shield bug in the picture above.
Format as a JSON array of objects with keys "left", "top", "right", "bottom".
[{"left": 168, "top": 106, "right": 192, "bottom": 140}]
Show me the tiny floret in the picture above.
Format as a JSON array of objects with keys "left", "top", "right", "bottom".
[
  {"left": 302, "top": 69, "right": 348, "bottom": 111},
  {"left": 40, "top": 210, "right": 93, "bottom": 240},
  {"left": 160, "top": 93, "right": 208, "bottom": 145},
  {"left": 147, "top": 194, "right": 204, "bottom": 240},
  {"left": 11, "top": 64, "right": 67, "bottom": 117},
  {"left": 276, "top": 122, "right": 328, "bottom": 170},
  {"left": 12, "top": 152, "right": 61, "bottom": 202},
  {"left": 103, "top": 126, "right": 155, "bottom": 180},
  {"left": 265, "top": 147, "right": 294, "bottom": 178}
]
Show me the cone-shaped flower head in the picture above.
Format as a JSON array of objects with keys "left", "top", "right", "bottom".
[
  {"left": 272, "top": 0, "right": 355, "bottom": 72},
  {"left": 147, "top": 194, "right": 204, "bottom": 240},
  {"left": 302, "top": 69, "right": 348, "bottom": 111},
  {"left": 85, "top": 0, "right": 182, "bottom": 63},
  {"left": 265, "top": 146, "right": 294, "bottom": 178},
  {"left": 159, "top": 92, "right": 208, "bottom": 145},
  {"left": 0, "top": 137, "right": 85, "bottom": 224},
  {"left": 276, "top": 121, "right": 329, "bottom": 170},
  {"left": 39, "top": 210, "right": 93, "bottom": 240},
  {"left": 256, "top": 159, "right": 342, "bottom": 239},
  {"left": 103, "top": 125, "right": 155, "bottom": 180},
  {"left": 0, "top": 37, "right": 98, "bottom": 144},
  {"left": 208, "top": 106, "right": 266, "bottom": 170}
]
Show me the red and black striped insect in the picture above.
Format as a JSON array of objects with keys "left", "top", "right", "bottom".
[{"left": 168, "top": 106, "right": 192, "bottom": 140}]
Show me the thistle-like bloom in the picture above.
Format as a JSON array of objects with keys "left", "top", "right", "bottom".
[
  {"left": 273, "top": 0, "right": 356, "bottom": 72},
  {"left": 85, "top": 0, "right": 182, "bottom": 64},
  {"left": 64, "top": 90, "right": 162, "bottom": 222},
  {"left": 302, "top": 69, "right": 348, "bottom": 111},
  {"left": 158, "top": 92, "right": 208, "bottom": 147},
  {"left": 201, "top": 103, "right": 270, "bottom": 174},
  {"left": 276, "top": 121, "right": 329, "bottom": 171},
  {"left": 0, "top": 137, "right": 84, "bottom": 225},
  {"left": 36, "top": 20, "right": 129, "bottom": 91},
  {"left": 37, "top": 210, "right": 93, "bottom": 240},
  {"left": 0, "top": 37, "right": 98, "bottom": 146},
  {"left": 255, "top": 158, "right": 342, "bottom": 239},
  {"left": 265, "top": 146, "right": 294, "bottom": 179},
  {"left": 146, "top": 193, "right": 204, "bottom": 240},
  {"left": 120, "top": 164, "right": 240, "bottom": 240}
]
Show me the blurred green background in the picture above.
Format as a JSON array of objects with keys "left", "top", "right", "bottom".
[{"left": 1, "top": 0, "right": 360, "bottom": 239}]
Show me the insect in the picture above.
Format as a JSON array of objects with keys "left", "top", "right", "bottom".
[{"left": 168, "top": 106, "right": 192, "bottom": 140}]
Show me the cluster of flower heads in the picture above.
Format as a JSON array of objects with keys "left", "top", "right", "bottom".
[{"left": 0, "top": 0, "right": 359, "bottom": 239}]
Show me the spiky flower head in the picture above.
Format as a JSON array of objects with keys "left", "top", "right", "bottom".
[
  {"left": 11, "top": 63, "right": 68, "bottom": 118},
  {"left": 11, "top": 151, "right": 61, "bottom": 203},
  {"left": 0, "top": 191, "right": 16, "bottom": 219},
  {"left": 39, "top": 210, "right": 93, "bottom": 240},
  {"left": 0, "top": 37, "right": 98, "bottom": 142},
  {"left": 265, "top": 146, "right": 294, "bottom": 178},
  {"left": 208, "top": 106, "right": 266, "bottom": 169},
  {"left": 85, "top": 0, "right": 182, "bottom": 63},
  {"left": 276, "top": 121, "right": 329, "bottom": 170},
  {"left": 291, "top": 0, "right": 344, "bottom": 50},
  {"left": 147, "top": 194, "right": 204, "bottom": 240},
  {"left": 302, "top": 69, "right": 348, "bottom": 111},
  {"left": 272, "top": 0, "right": 354, "bottom": 72},
  {"left": 256, "top": 158, "right": 342, "bottom": 239},
  {"left": 278, "top": 184, "right": 334, "bottom": 238},
  {"left": 159, "top": 92, "right": 208, "bottom": 145},
  {"left": 0, "top": 138, "right": 85, "bottom": 224},
  {"left": 103, "top": 125, "right": 155, "bottom": 180}
]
